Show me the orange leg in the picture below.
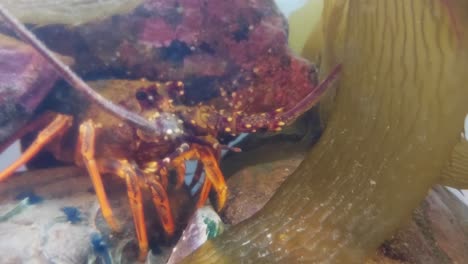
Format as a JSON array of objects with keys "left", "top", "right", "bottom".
[
  {"left": 142, "top": 162, "right": 169, "bottom": 189},
  {"left": 196, "top": 146, "right": 228, "bottom": 210},
  {"left": 164, "top": 142, "right": 190, "bottom": 189},
  {"left": 0, "top": 112, "right": 57, "bottom": 154},
  {"left": 173, "top": 145, "right": 228, "bottom": 211},
  {"left": 196, "top": 177, "right": 212, "bottom": 208},
  {"left": 78, "top": 120, "right": 120, "bottom": 231},
  {"left": 142, "top": 143, "right": 190, "bottom": 189},
  {"left": 171, "top": 157, "right": 186, "bottom": 189},
  {"left": 97, "top": 159, "right": 149, "bottom": 261},
  {"left": 140, "top": 150, "right": 192, "bottom": 235},
  {"left": 0, "top": 113, "right": 72, "bottom": 181},
  {"left": 146, "top": 177, "right": 176, "bottom": 236},
  {"left": 159, "top": 166, "right": 169, "bottom": 189}
]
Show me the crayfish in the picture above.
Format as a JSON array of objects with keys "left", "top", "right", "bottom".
[{"left": 0, "top": 2, "right": 341, "bottom": 261}]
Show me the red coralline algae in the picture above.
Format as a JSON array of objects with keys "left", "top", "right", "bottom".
[{"left": 35, "top": 0, "right": 318, "bottom": 113}]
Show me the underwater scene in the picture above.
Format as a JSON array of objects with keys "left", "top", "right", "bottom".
[{"left": 0, "top": 0, "right": 468, "bottom": 263}]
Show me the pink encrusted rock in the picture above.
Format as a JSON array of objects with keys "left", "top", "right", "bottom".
[
  {"left": 140, "top": 18, "right": 177, "bottom": 48},
  {"left": 0, "top": 34, "right": 63, "bottom": 144},
  {"left": 34, "top": 0, "right": 317, "bottom": 113}
]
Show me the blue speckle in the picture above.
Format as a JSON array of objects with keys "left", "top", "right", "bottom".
[
  {"left": 61, "top": 207, "right": 82, "bottom": 224},
  {"left": 90, "top": 233, "right": 112, "bottom": 264},
  {"left": 91, "top": 233, "right": 107, "bottom": 253},
  {"left": 15, "top": 190, "right": 43, "bottom": 204}
]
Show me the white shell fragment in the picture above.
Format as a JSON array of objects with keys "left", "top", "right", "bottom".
[{"left": 166, "top": 205, "right": 224, "bottom": 264}]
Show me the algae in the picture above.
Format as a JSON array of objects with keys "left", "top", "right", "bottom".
[
  {"left": 440, "top": 137, "right": 468, "bottom": 189},
  {"left": 287, "top": 0, "right": 324, "bottom": 55},
  {"left": 182, "top": 0, "right": 468, "bottom": 263},
  {"left": 0, "top": 0, "right": 143, "bottom": 26}
]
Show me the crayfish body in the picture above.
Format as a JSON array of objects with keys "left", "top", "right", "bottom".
[
  {"left": 0, "top": 64, "right": 340, "bottom": 259},
  {"left": 0, "top": 0, "right": 341, "bottom": 260}
]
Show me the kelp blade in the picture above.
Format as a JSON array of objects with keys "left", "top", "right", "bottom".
[{"left": 182, "top": 0, "right": 468, "bottom": 263}]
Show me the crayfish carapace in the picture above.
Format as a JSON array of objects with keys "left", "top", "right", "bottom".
[{"left": 0, "top": 1, "right": 341, "bottom": 260}]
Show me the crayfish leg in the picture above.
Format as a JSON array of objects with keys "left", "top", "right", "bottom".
[
  {"left": 196, "top": 178, "right": 212, "bottom": 208},
  {"left": 97, "top": 159, "right": 149, "bottom": 261},
  {"left": 171, "top": 158, "right": 186, "bottom": 189},
  {"left": 0, "top": 113, "right": 72, "bottom": 181},
  {"left": 78, "top": 120, "right": 120, "bottom": 232},
  {"left": 0, "top": 112, "right": 57, "bottom": 154},
  {"left": 195, "top": 146, "right": 228, "bottom": 211},
  {"left": 146, "top": 179, "right": 176, "bottom": 236},
  {"left": 174, "top": 145, "right": 228, "bottom": 211}
]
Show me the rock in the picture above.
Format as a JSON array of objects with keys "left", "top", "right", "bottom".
[
  {"left": 0, "top": 167, "right": 96, "bottom": 263},
  {"left": 0, "top": 166, "right": 195, "bottom": 263},
  {"left": 222, "top": 145, "right": 305, "bottom": 225},
  {"left": 32, "top": 0, "right": 318, "bottom": 113},
  {"left": 0, "top": 34, "right": 62, "bottom": 145}
]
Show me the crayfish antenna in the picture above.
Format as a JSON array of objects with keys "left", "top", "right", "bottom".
[
  {"left": 280, "top": 64, "right": 342, "bottom": 124},
  {"left": 0, "top": 4, "right": 161, "bottom": 134}
]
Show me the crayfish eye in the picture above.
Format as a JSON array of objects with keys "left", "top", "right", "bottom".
[
  {"left": 135, "top": 90, "right": 147, "bottom": 101},
  {"left": 136, "top": 85, "right": 161, "bottom": 109}
]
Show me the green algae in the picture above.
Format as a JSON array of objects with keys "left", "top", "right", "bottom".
[
  {"left": 182, "top": 0, "right": 468, "bottom": 263},
  {"left": 287, "top": 0, "right": 323, "bottom": 55}
]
